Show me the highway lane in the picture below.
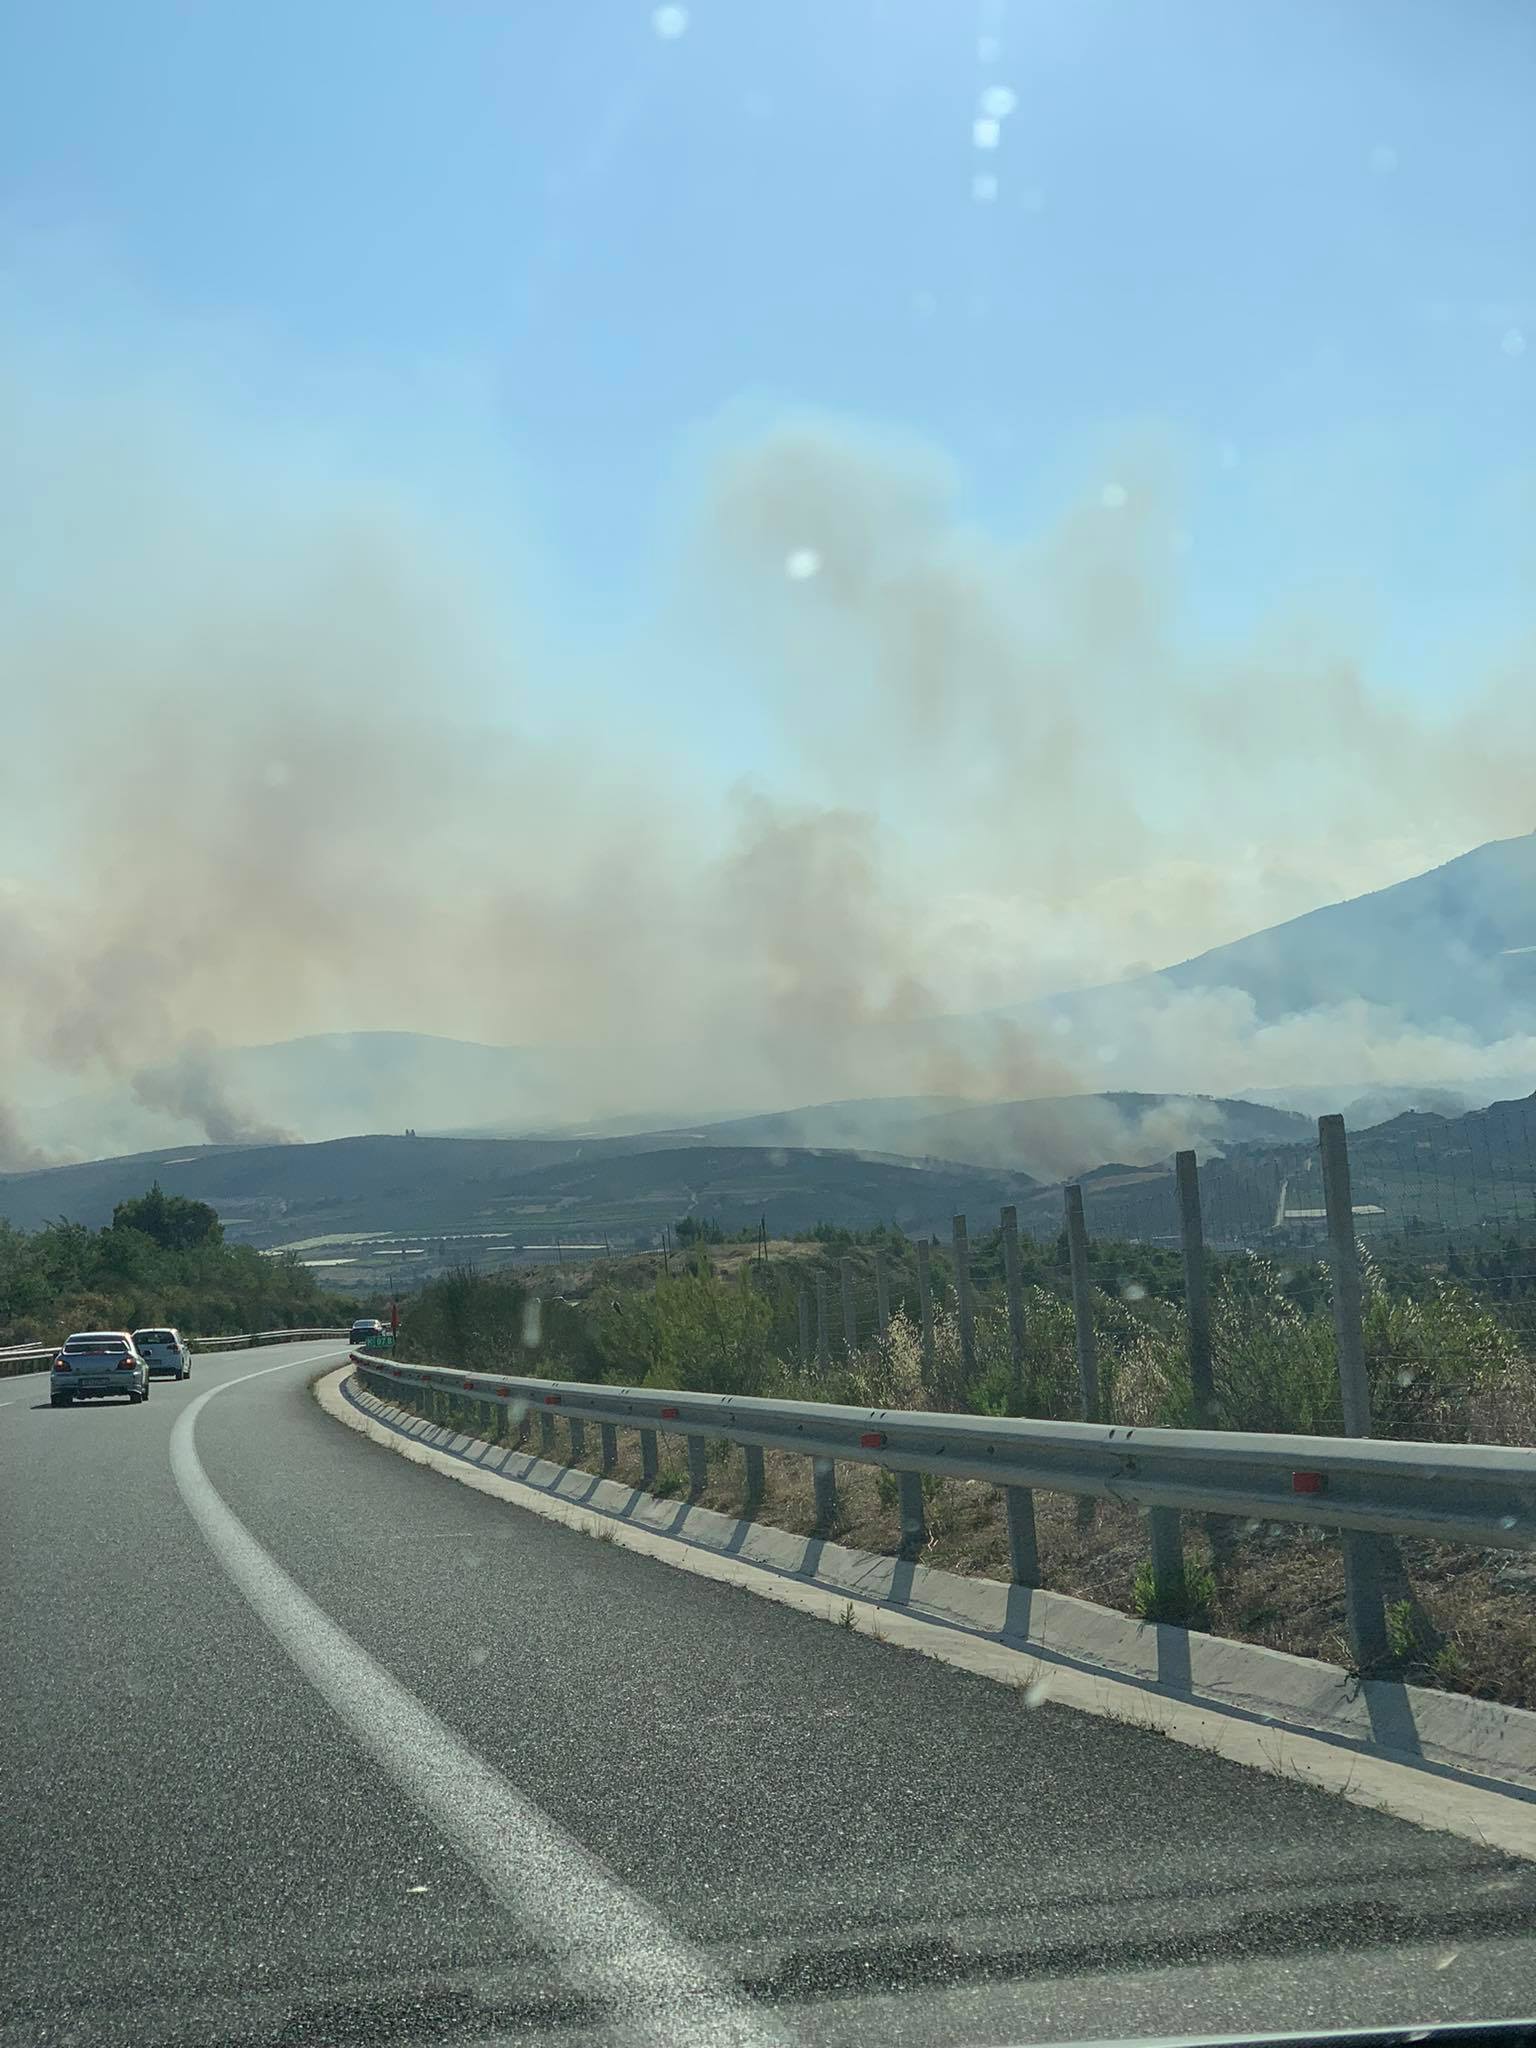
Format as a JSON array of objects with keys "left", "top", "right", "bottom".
[{"left": 4, "top": 1342, "right": 1536, "bottom": 2047}]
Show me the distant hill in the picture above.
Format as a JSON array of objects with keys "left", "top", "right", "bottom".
[
  {"left": 994, "top": 831, "right": 1536, "bottom": 1046},
  {"left": 0, "top": 1133, "right": 1039, "bottom": 1249},
  {"left": 12, "top": 833, "right": 1532, "bottom": 1167},
  {"left": 550, "top": 1091, "right": 1313, "bottom": 1181},
  {"left": 1008, "top": 1089, "right": 1536, "bottom": 1249},
  {"left": 20, "top": 1032, "right": 566, "bottom": 1159}
]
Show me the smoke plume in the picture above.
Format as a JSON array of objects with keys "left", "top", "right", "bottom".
[{"left": 2, "top": 362, "right": 1533, "bottom": 1163}]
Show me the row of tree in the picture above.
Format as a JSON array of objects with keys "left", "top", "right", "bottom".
[{"left": 0, "top": 1183, "right": 354, "bottom": 1343}]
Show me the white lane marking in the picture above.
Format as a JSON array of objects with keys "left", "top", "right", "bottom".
[{"left": 170, "top": 1359, "right": 779, "bottom": 2048}]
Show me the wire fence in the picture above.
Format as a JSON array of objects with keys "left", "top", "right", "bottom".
[{"left": 711, "top": 1102, "right": 1536, "bottom": 1449}]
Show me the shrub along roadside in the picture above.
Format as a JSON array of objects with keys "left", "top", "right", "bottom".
[
  {"left": 0, "top": 1207, "right": 355, "bottom": 1347},
  {"left": 397, "top": 1234, "right": 1536, "bottom": 1450}
]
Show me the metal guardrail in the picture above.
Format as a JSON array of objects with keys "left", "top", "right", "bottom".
[
  {"left": 354, "top": 1353, "right": 1536, "bottom": 1657},
  {"left": 1, "top": 1328, "right": 349, "bottom": 1377}
]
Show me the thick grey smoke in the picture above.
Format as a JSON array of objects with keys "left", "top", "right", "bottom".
[
  {"left": 1, "top": 371, "right": 1532, "bottom": 1162},
  {"left": 0, "top": 1105, "right": 59, "bottom": 1174},
  {"left": 129, "top": 1045, "right": 294, "bottom": 1149}
]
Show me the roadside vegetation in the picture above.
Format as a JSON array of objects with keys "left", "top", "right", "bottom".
[
  {"left": 397, "top": 1221, "right": 1536, "bottom": 1448},
  {"left": 385, "top": 1221, "right": 1536, "bottom": 1707},
  {"left": 0, "top": 1183, "right": 354, "bottom": 1347}
]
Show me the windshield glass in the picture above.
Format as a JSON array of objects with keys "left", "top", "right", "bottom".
[{"left": 3, "top": 5, "right": 1534, "bottom": 2046}]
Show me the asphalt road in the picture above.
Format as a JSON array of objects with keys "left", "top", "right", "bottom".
[{"left": 4, "top": 1343, "right": 1536, "bottom": 2048}]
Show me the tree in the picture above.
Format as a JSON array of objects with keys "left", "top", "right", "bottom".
[{"left": 111, "top": 1182, "right": 224, "bottom": 1251}]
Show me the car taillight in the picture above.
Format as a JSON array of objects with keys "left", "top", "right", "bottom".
[
  {"left": 54, "top": 1355, "right": 69, "bottom": 1371},
  {"left": 118, "top": 1357, "right": 136, "bottom": 1371}
]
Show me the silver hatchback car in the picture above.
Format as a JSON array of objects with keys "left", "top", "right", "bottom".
[
  {"left": 134, "top": 1327, "right": 192, "bottom": 1381},
  {"left": 51, "top": 1332, "right": 151, "bottom": 1407}
]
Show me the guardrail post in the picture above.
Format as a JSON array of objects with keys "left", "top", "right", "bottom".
[
  {"left": 840, "top": 1259, "right": 858, "bottom": 1353},
  {"left": 538, "top": 1409, "right": 555, "bottom": 1455},
  {"left": 1063, "top": 1184, "right": 1100, "bottom": 1422},
  {"left": 1001, "top": 1204, "right": 1026, "bottom": 1412},
  {"left": 1005, "top": 1486, "right": 1041, "bottom": 1587},
  {"left": 1319, "top": 1113, "right": 1392, "bottom": 1667},
  {"left": 640, "top": 1427, "right": 659, "bottom": 1487},
  {"left": 1147, "top": 1506, "right": 1185, "bottom": 1609},
  {"left": 952, "top": 1214, "right": 976, "bottom": 1391},
  {"left": 798, "top": 1289, "right": 812, "bottom": 1368},
  {"left": 812, "top": 1456, "right": 838, "bottom": 1532},
  {"left": 1175, "top": 1151, "right": 1215, "bottom": 1426},
  {"left": 917, "top": 1239, "right": 936, "bottom": 1382},
  {"left": 744, "top": 1441, "right": 765, "bottom": 1504},
  {"left": 898, "top": 1470, "right": 926, "bottom": 1556},
  {"left": 875, "top": 1250, "right": 890, "bottom": 1337},
  {"left": 569, "top": 1416, "right": 587, "bottom": 1461},
  {"left": 687, "top": 1434, "right": 708, "bottom": 1496},
  {"left": 815, "top": 1276, "right": 831, "bottom": 1369},
  {"left": 600, "top": 1421, "right": 618, "bottom": 1471}
]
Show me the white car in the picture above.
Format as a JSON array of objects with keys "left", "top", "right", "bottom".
[
  {"left": 133, "top": 1327, "right": 192, "bottom": 1381},
  {"left": 51, "top": 1332, "right": 150, "bottom": 1407}
]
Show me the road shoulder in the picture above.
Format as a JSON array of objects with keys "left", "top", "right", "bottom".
[{"left": 317, "top": 1364, "right": 1536, "bottom": 1861}]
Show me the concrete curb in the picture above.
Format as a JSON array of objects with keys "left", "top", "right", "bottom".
[{"left": 319, "top": 1367, "right": 1536, "bottom": 1860}]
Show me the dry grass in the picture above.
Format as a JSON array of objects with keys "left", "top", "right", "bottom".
[{"left": 412, "top": 1389, "right": 1536, "bottom": 1711}]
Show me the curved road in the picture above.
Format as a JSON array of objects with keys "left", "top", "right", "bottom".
[{"left": 4, "top": 1343, "right": 1536, "bottom": 2047}]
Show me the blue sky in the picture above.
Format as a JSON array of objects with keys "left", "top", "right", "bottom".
[{"left": 3, "top": 0, "right": 1531, "bottom": 682}]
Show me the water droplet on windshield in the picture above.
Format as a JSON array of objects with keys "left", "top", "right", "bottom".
[
  {"left": 1121, "top": 1281, "right": 1148, "bottom": 1302},
  {"left": 651, "top": 4, "right": 688, "bottom": 39},
  {"left": 468, "top": 1645, "right": 490, "bottom": 1669},
  {"left": 979, "top": 86, "right": 1018, "bottom": 120},
  {"left": 1500, "top": 1515, "right": 1519, "bottom": 1530},
  {"left": 977, "top": 34, "right": 1002, "bottom": 64},
  {"left": 785, "top": 547, "right": 822, "bottom": 581},
  {"left": 1100, "top": 482, "right": 1129, "bottom": 510},
  {"left": 973, "top": 118, "right": 1002, "bottom": 151},
  {"left": 1021, "top": 1678, "right": 1052, "bottom": 1709},
  {"left": 972, "top": 173, "right": 999, "bottom": 204},
  {"left": 1501, "top": 327, "right": 1527, "bottom": 358}
]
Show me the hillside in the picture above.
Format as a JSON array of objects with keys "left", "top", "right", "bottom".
[
  {"left": 21, "top": 1032, "right": 564, "bottom": 1158},
  {"left": 999, "top": 831, "right": 1536, "bottom": 1044},
  {"left": 0, "top": 1134, "right": 1039, "bottom": 1254},
  {"left": 585, "top": 1091, "right": 1311, "bottom": 1180},
  {"left": 1021, "top": 1089, "right": 1536, "bottom": 1249}
]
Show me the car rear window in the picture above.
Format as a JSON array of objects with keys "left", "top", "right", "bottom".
[
  {"left": 135, "top": 1330, "right": 175, "bottom": 1344},
  {"left": 65, "top": 1339, "right": 129, "bottom": 1356}
]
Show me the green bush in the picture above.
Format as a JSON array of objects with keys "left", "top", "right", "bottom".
[{"left": 0, "top": 1209, "right": 349, "bottom": 1343}]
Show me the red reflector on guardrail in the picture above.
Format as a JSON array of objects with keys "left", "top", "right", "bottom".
[
  {"left": 859, "top": 1432, "right": 886, "bottom": 1448},
  {"left": 659, "top": 1405, "right": 679, "bottom": 1420},
  {"left": 497, "top": 1387, "right": 510, "bottom": 1398},
  {"left": 462, "top": 1381, "right": 476, "bottom": 1391},
  {"left": 544, "top": 1393, "right": 562, "bottom": 1406},
  {"left": 1292, "top": 1470, "right": 1326, "bottom": 1494}
]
